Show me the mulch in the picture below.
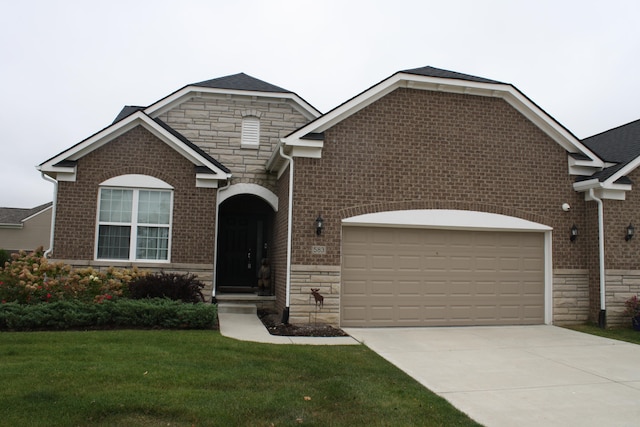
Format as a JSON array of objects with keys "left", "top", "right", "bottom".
[{"left": 257, "top": 309, "right": 349, "bottom": 337}]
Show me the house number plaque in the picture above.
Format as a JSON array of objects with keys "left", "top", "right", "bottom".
[{"left": 312, "top": 246, "right": 326, "bottom": 255}]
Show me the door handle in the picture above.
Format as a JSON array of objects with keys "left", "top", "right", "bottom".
[{"left": 247, "top": 249, "right": 252, "bottom": 269}]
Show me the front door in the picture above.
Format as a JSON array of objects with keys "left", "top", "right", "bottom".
[{"left": 216, "top": 195, "right": 272, "bottom": 292}]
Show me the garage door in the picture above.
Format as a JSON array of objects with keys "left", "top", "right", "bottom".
[{"left": 341, "top": 226, "right": 545, "bottom": 327}]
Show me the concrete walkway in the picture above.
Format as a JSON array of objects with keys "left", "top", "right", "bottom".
[
  {"left": 217, "top": 310, "right": 359, "bottom": 345},
  {"left": 344, "top": 325, "right": 640, "bottom": 427}
]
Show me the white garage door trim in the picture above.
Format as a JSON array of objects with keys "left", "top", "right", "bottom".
[{"left": 342, "top": 210, "right": 553, "bottom": 324}]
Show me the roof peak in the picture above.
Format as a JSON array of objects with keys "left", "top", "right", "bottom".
[
  {"left": 192, "top": 72, "right": 291, "bottom": 93},
  {"left": 400, "top": 66, "right": 505, "bottom": 85}
]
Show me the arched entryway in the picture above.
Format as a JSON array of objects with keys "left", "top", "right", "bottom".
[{"left": 215, "top": 194, "right": 274, "bottom": 293}]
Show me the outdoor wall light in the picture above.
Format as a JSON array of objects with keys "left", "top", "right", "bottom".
[
  {"left": 626, "top": 223, "right": 635, "bottom": 241},
  {"left": 315, "top": 215, "right": 324, "bottom": 236},
  {"left": 570, "top": 224, "right": 578, "bottom": 242}
]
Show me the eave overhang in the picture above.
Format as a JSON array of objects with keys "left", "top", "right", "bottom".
[
  {"left": 573, "top": 177, "right": 632, "bottom": 201},
  {"left": 37, "top": 111, "right": 232, "bottom": 187}
]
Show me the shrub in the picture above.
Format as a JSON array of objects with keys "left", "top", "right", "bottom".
[
  {"left": 0, "top": 249, "right": 10, "bottom": 268},
  {"left": 0, "top": 248, "right": 146, "bottom": 304},
  {"left": 128, "top": 272, "right": 205, "bottom": 303},
  {"left": 0, "top": 299, "right": 217, "bottom": 331}
]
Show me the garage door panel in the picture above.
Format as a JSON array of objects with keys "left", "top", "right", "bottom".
[{"left": 341, "top": 226, "right": 545, "bottom": 327}]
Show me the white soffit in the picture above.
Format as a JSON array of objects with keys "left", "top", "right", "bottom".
[{"left": 342, "top": 209, "right": 552, "bottom": 232}]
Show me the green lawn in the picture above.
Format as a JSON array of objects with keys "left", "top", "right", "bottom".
[
  {"left": 0, "top": 330, "right": 480, "bottom": 426},
  {"left": 566, "top": 324, "right": 640, "bottom": 345}
]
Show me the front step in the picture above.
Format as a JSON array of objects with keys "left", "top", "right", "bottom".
[
  {"left": 217, "top": 303, "right": 257, "bottom": 315},
  {"left": 214, "top": 293, "right": 276, "bottom": 311}
]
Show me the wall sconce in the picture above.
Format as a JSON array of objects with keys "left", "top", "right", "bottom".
[
  {"left": 315, "top": 215, "right": 324, "bottom": 236},
  {"left": 570, "top": 224, "right": 578, "bottom": 242},
  {"left": 626, "top": 223, "right": 635, "bottom": 241}
]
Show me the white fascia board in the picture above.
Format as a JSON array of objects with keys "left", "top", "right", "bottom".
[
  {"left": 282, "top": 72, "right": 603, "bottom": 168},
  {"left": 574, "top": 178, "right": 631, "bottom": 201},
  {"left": 145, "top": 86, "right": 320, "bottom": 120},
  {"left": 343, "top": 209, "right": 552, "bottom": 232},
  {"left": 604, "top": 157, "right": 640, "bottom": 187}
]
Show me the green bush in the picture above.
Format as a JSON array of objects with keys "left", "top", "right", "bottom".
[
  {"left": 0, "top": 249, "right": 10, "bottom": 268},
  {"left": 128, "top": 271, "right": 205, "bottom": 303},
  {"left": 0, "top": 299, "right": 217, "bottom": 331}
]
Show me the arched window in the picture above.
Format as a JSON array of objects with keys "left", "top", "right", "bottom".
[{"left": 95, "top": 175, "right": 173, "bottom": 262}]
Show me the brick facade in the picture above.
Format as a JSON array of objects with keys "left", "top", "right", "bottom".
[{"left": 53, "top": 126, "right": 217, "bottom": 264}]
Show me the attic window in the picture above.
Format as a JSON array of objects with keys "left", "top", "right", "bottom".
[{"left": 241, "top": 116, "right": 260, "bottom": 149}]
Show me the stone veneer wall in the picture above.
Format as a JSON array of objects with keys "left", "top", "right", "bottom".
[
  {"left": 605, "top": 270, "right": 640, "bottom": 327},
  {"left": 55, "top": 259, "right": 214, "bottom": 303},
  {"left": 288, "top": 264, "right": 340, "bottom": 325},
  {"left": 553, "top": 269, "right": 590, "bottom": 325}
]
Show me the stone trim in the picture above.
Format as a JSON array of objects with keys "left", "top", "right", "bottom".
[
  {"left": 552, "top": 269, "right": 589, "bottom": 325},
  {"left": 288, "top": 264, "right": 340, "bottom": 326},
  {"left": 605, "top": 270, "right": 640, "bottom": 326}
]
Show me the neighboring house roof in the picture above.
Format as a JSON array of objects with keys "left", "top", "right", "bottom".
[
  {"left": 269, "top": 65, "right": 604, "bottom": 174},
  {"left": 0, "top": 202, "right": 52, "bottom": 227}
]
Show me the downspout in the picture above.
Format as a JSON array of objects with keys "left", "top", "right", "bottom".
[
  {"left": 589, "top": 188, "right": 607, "bottom": 328},
  {"left": 279, "top": 143, "right": 294, "bottom": 324},
  {"left": 212, "top": 177, "right": 232, "bottom": 303},
  {"left": 41, "top": 173, "right": 57, "bottom": 258}
]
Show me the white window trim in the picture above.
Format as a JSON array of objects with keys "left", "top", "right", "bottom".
[{"left": 95, "top": 177, "right": 173, "bottom": 263}]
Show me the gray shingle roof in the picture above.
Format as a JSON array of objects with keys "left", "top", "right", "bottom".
[
  {"left": 192, "top": 72, "right": 290, "bottom": 93},
  {"left": 0, "top": 202, "right": 52, "bottom": 225},
  {"left": 113, "top": 106, "right": 145, "bottom": 124},
  {"left": 401, "top": 66, "right": 505, "bottom": 84},
  {"left": 578, "top": 119, "right": 640, "bottom": 182},
  {"left": 582, "top": 119, "right": 640, "bottom": 163}
]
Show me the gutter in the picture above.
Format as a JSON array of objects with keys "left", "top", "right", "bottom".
[
  {"left": 279, "top": 142, "right": 294, "bottom": 324},
  {"left": 41, "top": 173, "right": 58, "bottom": 258},
  {"left": 589, "top": 188, "right": 607, "bottom": 328}
]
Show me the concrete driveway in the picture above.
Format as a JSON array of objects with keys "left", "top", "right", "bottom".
[{"left": 344, "top": 325, "right": 640, "bottom": 427}]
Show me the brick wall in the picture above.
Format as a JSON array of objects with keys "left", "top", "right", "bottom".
[
  {"left": 53, "top": 126, "right": 217, "bottom": 264},
  {"left": 291, "top": 88, "right": 587, "bottom": 270}
]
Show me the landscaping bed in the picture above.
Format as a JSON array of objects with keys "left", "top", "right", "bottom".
[{"left": 258, "top": 309, "right": 349, "bottom": 337}]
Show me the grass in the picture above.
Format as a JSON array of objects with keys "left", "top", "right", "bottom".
[
  {"left": 0, "top": 330, "right": 480, "bottom": 426},
  {"left": 565, "top": 323, "right": 640, "bottom": 345}
]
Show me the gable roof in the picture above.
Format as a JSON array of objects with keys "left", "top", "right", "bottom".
[
  {"left": 269, "top": 66, "right": 604, "bottom": 174},
  {"left": 145, "top": 72, "right": 321, "bottom": 119},
  {"left": 0, "top": 202, "right": 52, "bottom": 226},
  {"left": 38, "top": 111, "right": 231, "bottom": 184}
]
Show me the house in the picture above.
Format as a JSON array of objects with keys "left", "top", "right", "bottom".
[
  {"left": 0, "top": 202, "right": 52, "bottom": 253},
  {"left": 38, "top": 67, "right": 640, "bottom": 327}
]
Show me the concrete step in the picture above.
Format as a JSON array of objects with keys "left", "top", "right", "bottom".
[{"left": 217, "top": 303, "right": 257, "bottom": 315}]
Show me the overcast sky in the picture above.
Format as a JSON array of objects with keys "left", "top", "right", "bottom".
[{"left": 1, "top": 0, "right": 639, "bottom": 208}]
